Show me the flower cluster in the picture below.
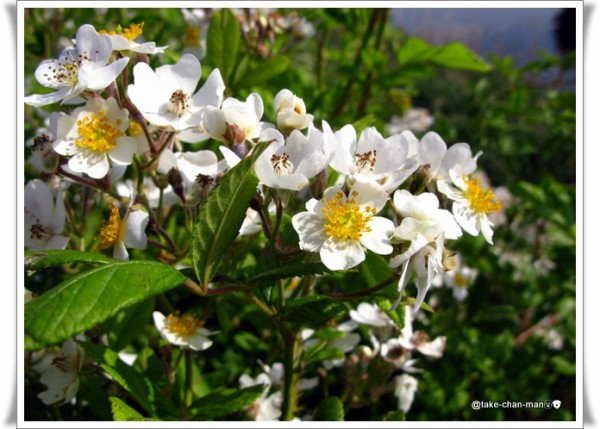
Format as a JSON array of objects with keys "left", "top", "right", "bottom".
[{"left": 24, "top": 15, "right": 504, "bottom": 419}]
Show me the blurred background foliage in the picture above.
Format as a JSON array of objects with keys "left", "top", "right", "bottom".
[{"left": 23, "top": 6, "right": 576, "bottom": 421}]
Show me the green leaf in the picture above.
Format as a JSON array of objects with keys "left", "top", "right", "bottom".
[
  {"left": 191, "top": 141, "right": 269, "bottom": 289},
  {"left": 25, "top": 249, "right": 116, "bottom": 271},
  {"left": 25, "top": 261, "right": 186, "bottom": 351},
  {"left": 206, "top": 8, "right": 241, "bottom": 83},
  {"left": 234, "top": 55, "right": 290, "bottom": 88},
  {"left": 397, "top": 36, "right": 491, "bottom": 72},
  {"left": 109, "top": 397, "right": 161, "bottom": 421},
  {"left": 313, "top": 396, "right": 344, "bottom": 421},
  {"left": 383, "top": 410, "right": 406, "bottom": 421},
  {"left": 431, "top": 42, "right": 492, "bottom": 72},
  {"left": 280, "top": 295, "right": 348, "bottom": 329},
  {"left": 304, "top": 347, "right": 345, "bottom": 365},
  {"left": 249, "top": 262, "right": 331, "bottom": 284},
  {"left": 82, "top": 343, "right": 170, "bottom": 418},
  {"left": 191, "top": 385, "right": 265, "bottom": 420},
  {"left": 397, "top": 37, "right": 438, "bottom": 65},
  {"left": 102, "top": 299, "right": 155, "bottom": 352}
]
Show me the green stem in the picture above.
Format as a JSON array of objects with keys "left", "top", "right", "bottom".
[
  {"left": 323, "top": 275, "right": 396, "bottom": 300},
  {"left": 281, "top": 331, "right": 299, "bottom": 421},
  {"left": 184, "top": 349, "right": 193, "bottom": 408}
]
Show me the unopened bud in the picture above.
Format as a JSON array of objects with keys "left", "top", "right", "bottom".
[
  {"left": 166, "top": 167, "right": 185, "bottom": 202},
  {"left": 133, "top": 52, "right": 150, "bottom": 65},
  {"left": 191, "top": 174, "right": 215, "bottom": 200},
  {"left": 310, "top": 169, "right": 328, "bottom": 200}
]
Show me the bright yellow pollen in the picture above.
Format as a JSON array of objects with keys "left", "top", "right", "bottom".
[
  {"left": 128, "top": 120, "right": 142, "bottom": 136},
  {"left": 75, "top": 110, "right": 124, "bottom": 153},
  {"left": 99, "top": 22, "right": 144, "bottom": 41},
  {"left": 98, "top": 205, "right": 122, "bottom": 249},
  {"left": 463, "top": 175, "right": 502, "bottom": 214},
  {"left": 322, "top": 191, "right": 376, "bottom": 241},
  {"left": 165, "top": 312, "right": 204, "bottom": 335}
]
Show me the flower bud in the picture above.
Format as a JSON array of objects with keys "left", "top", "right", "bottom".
[
  {"left": 166, "top": 167, "right": 185, "bottom": 202},
  {"left": 31, "top": 134, "right": 59, "bottom": 172},
  {"left": 223, "top": 122, "right": 246, "bottom": 146}
]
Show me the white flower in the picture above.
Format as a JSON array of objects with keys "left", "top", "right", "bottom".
[
  {"left": 349, "top": 302, "right": 393, "bottom": 328},
  {"left": 273, "top": 89, "right": 314, "bottom": 133},
  {"left": 116, "top": 178, "right": 178, "bottom": 209},
  {"left": 128, "top": 53, "right": 225, "bottom": 131},
  {"left": 328, "top": 125, "right": 419, "bottom": 192},
  {"left": 239, "top": 202, "right": 277, "bottom": 236},
  {"left": 24, "top": 24, "right": 129, "bottom": 107},
  {"left": 152, "top": 311, "right": 215, "bottom": 351},
  {"left": 437, "top": 169, "right": 502, "bottom": 245},
  {"left": 201, "top": 93, "right": 268, "bottom": 144},
  {"left": 157, "top": 147, "right": 224, "bottom": 199},
  {"left": 181, "top": 8, "right": 214, "bottom": 59},
  {"left": 394, "top": 374, "right": 419, "bottom": 414},
  {"left": 385, "top": 108, "right": 434, "bottom": 134},
  {"left": 292, "top": 181, "right": 394, "bottom": 271},
  {"left": 389, "top": 190, "right": 462, "bottom": 311},
  {"left": 254, "top": 127, "right": 329, "bottom": 191},
  {"left": 53, "top": 97, "right": 137, "bottom": 179},
  {"left": 98, "top": 196, "right": 149, "bottom": 261},
  {"left": 24, "top": 179, "right": 69, "bottom": 251},
  {"left": 383, "top": 307, "right": 446, "bottom": 359},
  {"left": 99, "top": 22, "right": 168, "bottom": 54},
  {"left": 417, "top": 132, "right": 480, "bottom": 185},
  {"left": 239, "top": 372, "right": 282, "bottom": 421},
  {"left": 37, "top": 340, "right": 84, "bottom": 406}
]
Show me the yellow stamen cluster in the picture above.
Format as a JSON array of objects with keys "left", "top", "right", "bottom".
[
  {"left": 322, "top": 191, "right": 376, "bottom": 241},
  {"left": 99, "top": 22, "right": 144, "bottom": 41},
  {"left": 98, "top": 205, "right": 122, "bottom": 249},
  {"left": 165, "top": 311, "right": 204, "bottom": 335},
  {"left": 184, "top": 26, "right": 200, "bottom": 47},
  {"left": 75, "top": 110, "right": 124, "bottom": 153},
  {"left": 463, "top": 175, "right": 502, "bottom": 214},
  {"left": 128, "top": 120, "right": 142, "bottom": 136}
]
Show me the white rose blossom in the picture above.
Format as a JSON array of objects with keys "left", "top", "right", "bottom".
[
  {"left": 292, "top": 181, "right": 394, "bottom": 271},
  {"left": 97, "top": 190, "right": 149, "bottom": 261},
  {"left": 128, "top": 53, "right": 225, "bottom": 131},
  {"left": 201, "top": 93, "right": 270, "bottom": 145},
  {"left": 24, "top": 24, "right": 129, "bottom": 107},
  {"left": 328, "top": 125, "right": 419, "bottom": 192},
  {"left": 153, "top": 311, "right": 216, "bottom": 351},
  {"left": 273, "top": 88, "right": 314, "bottom": 133},
  {"left": 24, "top": 179, "right": 69, "bottom": 251},
  {"left": 99, "top": 22, "right": 168, "bottom": 55},
  {"left": 389, "top": 190, "right": 462, "bottom": 311},
  {"left": 437, "top": 168, "right": 502, "bottom": 245},
  {"left": 53, "top": 97, "right": 137, "bottom": 179},
  {"left": 254, "top": 127, "right": 330, "bottom": 191},
  {"left": 36, "top": 340, "right": 85, "bottom": 406}
]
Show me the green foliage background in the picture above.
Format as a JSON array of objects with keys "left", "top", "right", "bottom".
[{"left": 23, "top": 7, "right": 577, "bottom": 422}]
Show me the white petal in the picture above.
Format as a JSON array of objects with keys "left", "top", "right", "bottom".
[
  {"left": 24, "top": 87, "right": 72, "bottom": 107},
  {"left": 291, "top": 212, "right": 327, "bottom": 252},
  {"left": 320, "top": 237, "right": 365, "bottom": 271},
  {"left": 389, "top": 234, "right": 428, "bottom": 268},
  {"left": 359, "top": 217, "right": 394, "bottom": 255},
  {"left": 452, "top": 202, "right": 480, "bottom": 236},
  {"left": 418, "top": 132, "right": 447, "bottom": 174},
  {"left": 192, "top": 68, "right": 225, "bottom": 108},
  {"left": 122, "top": 210, "right": 149, "bottom": 249},
  {"left": 417, "top": 336, "right": 446, "bottom": 358},
  {"left": 185, "top": 334, "right": 213, "bottom": 351},
  {"left": 350, "top": 181, "right": 388, "bottom": 213},
  {"left": 85, "top": 58, "right": 129, "bottom": 90},
  {"left": 108, "top": 137, "right": 137, "bottom": 166},
  {"left": 157, "top": 53, "right": 200, "bottom": 95}
]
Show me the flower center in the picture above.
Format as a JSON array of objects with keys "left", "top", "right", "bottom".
[
  {"left": 463, "top": 175, "right": 502, "bottom": 214},
  {"left": 271, "top": 153, "right": 294, "bottom": 175},
  {"left": 185, "top": 26, "right": 201, "bottom": 47},
  {"left": 29, "top": 223, "right": 52, "bottom": 241},
  {"left": 168, "top": 90, "right": 192, "bottom": 116},
  {"left": 453, "top": 272, "right": 469, "bottom": 288},
  {"left": 353, "top": 150, "right": 377, "bottom": 174},
  {"left": 165, "top": 312, "right": 204, "bottom": 335},
  {"left": 75, "top": 110, "right": 124, "bottom": 153},
  {"left": 98, "top": 205, "right": 122, "bottom": 249},
  {"left": 41, "top": 51, "right": 90, "bottom": 86},
  {"left": 322, "top": 191, "right": 376, "bottom": 241},
  {"left": 99, "top": 22, "right": 144, "bottom": 41}
]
